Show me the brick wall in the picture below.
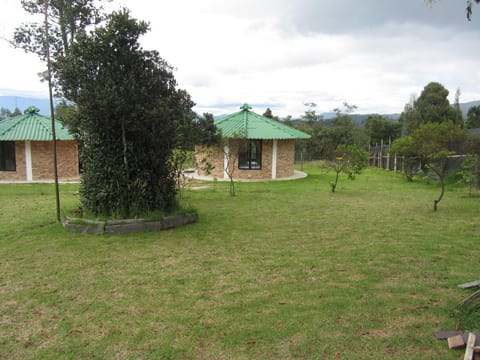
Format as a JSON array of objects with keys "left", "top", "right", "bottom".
[
  {"left": 0, "top": 140, "right": 79, "bottom": 182},
  {"left": 276, "top": 140, "right": 295, "bottom": 179},
  {"left": 195, "top": 139, "right": 296, "bottom": 180},
  {"left": 31, "top": 141, "right": 79, "bottom": 180},
  {"left": 0, "top": 141, "right": 26, "bottom": 181},
  {"left": 195, "top": 144, "right": 225, "bottom": 179}
]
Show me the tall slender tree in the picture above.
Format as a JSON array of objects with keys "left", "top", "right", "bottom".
[
  {"left": 14, "top": 1, "right": 110, "bottom": 222},
  {"left": 13, "top": 0, "right": 109, "bottom": 96},
  {"left": 43, "top": 0, "right": 61, "bottom": 223},
  {"left": 13, "top": 0, "right": 108, "bottom": 61},
  {"left": 399, "top": 94, "right": 419, "bottom": 136},
  {"left": 453, "top": 88, "right": 464, "bottom": 127}
]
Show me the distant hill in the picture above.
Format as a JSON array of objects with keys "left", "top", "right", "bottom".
[
  {"left": 317, "top": 100, "right": 480, "bottom": 126},
  {"left": 293, "top": 112, "right": 401, "bottom": 126},
  {"left": 349, "top": 113, "right": 401, "bottom": 125},
  {"left": 460, "top": 100, "right": 480, "bottom": 118}
]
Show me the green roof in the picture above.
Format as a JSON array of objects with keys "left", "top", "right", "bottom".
[
  {"left": 215, "top": 104, "right": 311, "bottom": 140},
  {"left": 0, "top": 106, "right": 74, "bottom": 141}
]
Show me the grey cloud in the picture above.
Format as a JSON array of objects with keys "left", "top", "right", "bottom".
[{"left": 280, "top": 0, "right": 480, "bottom": 34}]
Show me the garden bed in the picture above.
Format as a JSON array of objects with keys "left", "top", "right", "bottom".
[{"left": 63, "top": 213, "right": 198, "bottom": 234}]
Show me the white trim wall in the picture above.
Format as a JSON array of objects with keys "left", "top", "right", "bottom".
[
  {"left": 25, "top": 141, "right": 33, "bottom": 181},
  {"left": 272, "top": 140, "right": 278, "bottom": 179}
]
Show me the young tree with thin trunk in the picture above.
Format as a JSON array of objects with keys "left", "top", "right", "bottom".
[
  {"left": 223, "top": 141, "right": 239, "bottom": 197},
  {"left": 328, "top": 144, "right": 368, "bottom": 193},
  {"left": 392, "top": 122, "right": 466, "bottom": 211},
  {"left": 222, "top": 134, "right": 248, "bottom": 197}
]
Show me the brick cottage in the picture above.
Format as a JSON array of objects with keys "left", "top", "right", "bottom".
[
  {"left": 0, "top": 106, "right": 79, "bottom": 182},
  {"left": 195, "top": 104, "right": 310, "bottom": 180}
]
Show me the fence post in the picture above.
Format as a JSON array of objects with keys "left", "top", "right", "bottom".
[
  {"left": 379, "top": 139, "right": 383, "bottom": 169},
  {"left": 386, "top": 138, "right": 391, "bottom": 171}
]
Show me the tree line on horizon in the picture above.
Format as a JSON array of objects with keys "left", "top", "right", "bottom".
[{"left": 261, "top": 81, "right": 480, "bottom": 162}]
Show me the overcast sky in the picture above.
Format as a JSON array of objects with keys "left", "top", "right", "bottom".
[{"left": 1, "top": 0, "right": 479, "bottom": 117}]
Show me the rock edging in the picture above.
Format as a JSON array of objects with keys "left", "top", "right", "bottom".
[{"left": 63, "top": 213, "right": 198, "bottom": 234}]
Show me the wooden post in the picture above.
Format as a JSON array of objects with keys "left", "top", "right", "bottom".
[
  {"left": 368, "top": 143, "right": 372, "bottom": 165},
  {"left": 458, "top": 280, "right": 480, "bottom": 289},
  {"left": 386, "top": 148, "right": 390, "bottom": 170},
  {"left": 379, "top": 139, "right": 383, "bottom": 169},
  {"left": 394, "top": 153, "right": 397, "bottom": 172},
  {"left": 45, "top": 0, "right": 61, "bottom": 223},
  {"left": 386, "top": 138, "right": 391, "bottom": 171},
  {"left": 448, "top": 334, "right": 465, "bottom": 349},
  {"left": 464, "top": 332, "right": 476, "bottom": 360}
]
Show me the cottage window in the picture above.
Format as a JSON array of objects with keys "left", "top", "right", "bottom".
[
  {"left": 0, "top": 142, "right": 16, "bottom": 171},
  {"left": 238, "top": 140, "right": 262, "bottom": 170}
]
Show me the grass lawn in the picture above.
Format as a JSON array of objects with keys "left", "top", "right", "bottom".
[{"left": 1, "top": 163, "right": 479, "bottom": 359}]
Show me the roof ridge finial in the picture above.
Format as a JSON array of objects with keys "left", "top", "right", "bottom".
[
  {"left": 240, "top": 103, "right": 252, "bottom": 111},
  {"left": 24, "top": 106, "right": 40, "bottom": 115}
]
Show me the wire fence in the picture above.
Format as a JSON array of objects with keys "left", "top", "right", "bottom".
[
  {"left": 368, "top": 143, "right": 470, "bottom": 173},
  {"left": 294, "top": 143, "right": 471, "bottom": 174}
]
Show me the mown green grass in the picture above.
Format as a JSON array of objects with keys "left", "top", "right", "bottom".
[{"left": 1, "top": 164, "right": 479, "bottom": 359}]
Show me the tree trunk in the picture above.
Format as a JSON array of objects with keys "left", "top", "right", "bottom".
[
  {"left": 427, "top": 163, "right": 445, "bottom": 212},
  {"left": 331, "top": 170, "right": 340, "bottom": 193},
  {"left": 433, "top": 178, "right": 445, "bottom": 212},
  {"left": 229, "top": 178, "right": 235, "bottom": 196},
  {"left": 121, "top": 120, "right": 130, "bottom": 214},
  {"left": 45, "top": 0, "right": 61, "bottom": 223}
]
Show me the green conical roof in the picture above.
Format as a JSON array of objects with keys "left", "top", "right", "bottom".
[
  {"left": 215, "top": 104, "right": 311, "bottom": 140},
  {"left": 0, "top": 106, "right": 74, "bottom": 141}
]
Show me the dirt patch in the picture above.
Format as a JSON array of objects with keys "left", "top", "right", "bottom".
[{"left": 361, "top": 329, "right": 392, "bottom": 338}]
